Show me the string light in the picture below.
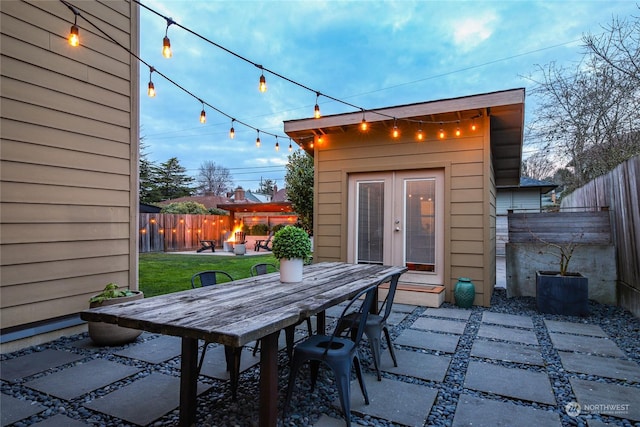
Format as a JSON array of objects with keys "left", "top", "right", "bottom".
[
  {"left": 439, "top": 123, "right": 445, "bottom": 139},
  {"left": 314, "top": 92, "right": 321, "bottom": 119},
  {"left": 471, "top": 118, "right": 477, "bottom": 131},
  {"left": 256, "top": 130, "right": 261, "bottom": 148},
  {"left": 147, "top": 67, "right": 156, "bottom": 97},
  {"left": 289, "top": 138, "right": 293, "bottom": 152},
  {"left": 275, "top": 136, "right": 280, "bottom": 152},
  {"left": 65, "top": 2, "right": 80, "bottom": 47},
  {"left": 162, "top": 18, "right": 174, "bottom": 58},
  {"left": 258, "top": 66, "right": 267, "bottom": 92},
  {"left": 392, "top": 118, "right": 400, "bottom": 139},
  {"left": 229, "top": 119, "right": 235, "bottom": 139},
  {"left": 199, "top": 100, "right": 206, "bottom": 124},
  {"left": 416, "top": 121, "right": 424, "bottom": 141},
  {"left": 360, "top": 110, "right": 368, "bottom": 131},
  {"left": 455, "top": 121, "right": 461, "bottom": 137}
]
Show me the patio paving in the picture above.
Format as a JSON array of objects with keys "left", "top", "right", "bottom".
[{"left": 2, "top": 293, "right": 639, "bottom": 427}]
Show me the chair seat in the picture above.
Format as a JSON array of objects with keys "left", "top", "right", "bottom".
[{"left": 294, "top": 334, "right": 357, "bottom": 360}]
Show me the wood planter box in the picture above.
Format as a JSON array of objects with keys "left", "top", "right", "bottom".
[{"left": 536, "top": 271, "right": 589, "bottom": 316}]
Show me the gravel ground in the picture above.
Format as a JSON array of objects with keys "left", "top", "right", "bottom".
[{"left": 2, "top": 288, "right": 639, "bottom": 427}]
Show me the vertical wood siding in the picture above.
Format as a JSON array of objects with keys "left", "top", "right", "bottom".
[
  {"left": 0, "top": 1, "right": 138, "bottom": 329},
  {"left": 313, "top": 113, "right": 494, "bottom": 305}
]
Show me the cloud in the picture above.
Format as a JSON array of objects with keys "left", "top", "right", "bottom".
[{"left": 452, "top": 12, "right": 498, "bottom": 52}]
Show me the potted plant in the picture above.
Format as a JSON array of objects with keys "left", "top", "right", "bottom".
[
  {"left": 535, "top": 236, "right": 589, "bottom": 316},
  {"left": 271, "top": 225, "right": 312, "bottom": 283},
  {"left": 88, "top": 283, "right": 144, "bottom": 346}
]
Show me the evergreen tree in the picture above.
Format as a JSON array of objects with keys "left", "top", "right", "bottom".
[{"left": 155, "top": 157, "right": 195, "bottom": 200}]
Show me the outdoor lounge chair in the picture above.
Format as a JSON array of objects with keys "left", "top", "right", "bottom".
[
  {"left": 283, "top": 284, "right": 379, "bottom": 427},
  {"left": 336, "top": 273, "right": 400, "bottom": 380},
  {"left": 254, "top": 231, "right": 274, "bottom": 252},
  {"left": 190, "top": 270, "right": 242, "bottom": 399},
  {"left": 196, "top": 239, "right": 216, "bottom": 252},
  {"left": 250, "top": 263, "right": 314, "bottom": 357}
]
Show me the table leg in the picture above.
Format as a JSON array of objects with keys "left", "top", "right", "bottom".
[
  {"left": 259, "top": 331, "right": 279, "bottom": 427},
  {"left": 180, "top": 337, "right": 198, "bottom": 427},
  {"left": 316, "top": 310, "right": 326, "bottom": 335}
]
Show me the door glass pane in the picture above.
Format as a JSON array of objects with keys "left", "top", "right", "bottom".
[
  {"left": 356, "top": 181, "right": 384, "bottom": 264},
  {"left": 405, "top": 179, "right": 436, "bottom": 272}
]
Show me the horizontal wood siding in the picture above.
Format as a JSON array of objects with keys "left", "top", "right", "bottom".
[
  {"left": 0, "top": 1, "right": 138, "bottom": 330},
  {"left": 314, "top": 113, "right": 491, "bottom": 304}
]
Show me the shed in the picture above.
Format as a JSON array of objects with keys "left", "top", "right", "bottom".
[{"left": 284, "top": 89, "right": 525, "bottom": 306}]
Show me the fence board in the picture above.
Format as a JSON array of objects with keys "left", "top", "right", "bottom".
[{"left": 508, "top": 211, "right": 611, "bottom": 245}]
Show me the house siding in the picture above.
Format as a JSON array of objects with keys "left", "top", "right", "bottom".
[
  {"left": 312, "top": 112, "right": 494, "bottom": 306},
  {"left": 0, "top": 0, "right": 139, "bottom": 336}
]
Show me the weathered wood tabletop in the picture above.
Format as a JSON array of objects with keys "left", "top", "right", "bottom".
[{"left": 80, "top": 262, "right": 407, "bottom": 427}]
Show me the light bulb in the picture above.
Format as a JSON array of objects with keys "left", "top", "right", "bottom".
[
  {"left": 147, "top": 81, "right": 155, "bottom": 97},
  {"left": 314, "top": 103, "right": 320, "bottom": 119},
  {"left": 455, "top": 127, "right": 461, "bottom": 137},
  {"left": 200, "top": 109, "right": 206, "bottom": 124},
  {"left": 361, "top": 118, "right": 368, "bottom": 131},
  {"left": 259, "top": 73, "right": 267, "bottom": 92},
  {"left": 439, "top": 126, "right": 445, "bottom": 139},
  {"left": 417, "top": 127, "right": 424, "bottom": 141},
  {"left": 275, "top": 141, "right": 280, "bottom": 151},
  {"left": 162, "top": 36, "right": 172, "bottom": 58},
  {"left": 289, "top": 142, "right": 293, "bottom": 152},
  {"left": 392, "top": 119, "right": 399, "bottom": 139},
  {"left": 68, "top": 24, "right": 79, "bottom": 47},
  {"left": 471, "top": 120, "right": 477, "bottom": 131},
  {"left": 229, "top": 125, "right": 235, "bottom": 139},
  {"left": 256, "top": 131, "right": 261, "bottom": 147}
]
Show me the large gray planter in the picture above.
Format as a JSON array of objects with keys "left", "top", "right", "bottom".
[
  {"left": 536, "top": 271, "right": 589, "bottom": 316},
  {"left": 88, "top": 291, "right": 144, "bottom": 346}
]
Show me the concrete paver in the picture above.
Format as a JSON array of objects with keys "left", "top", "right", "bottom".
[
  {"left": 424, "top": 307, "right": 472, "bottom": 320},
  {"left": 411, "top": 317, "right": 467, "bottom": 334},
  {"left": 452, "top": 394, "right": 561, "bottom": 427},
  {"left": 471, "top": 339, "right": 544, "bottom": 366},
  {"left": 380, "top": 348, "right": 450, "bottom": 382},
  {"left": 0, "top": 349, "right": 84, "bottom": 382},
  {"left": 482, "top": 312, "right": 533, "bottom": 329},
  {"left": 544, "top": 320, "right": 608, "bottom": 337},
  {"left": 464, "top": 361, "right": 556, "bottom": 405},
  {"left": 570, "top": 378, "right": 640, "bottom": 422},
  {"left": 558, "top": 351, "right": 640, "bottom": 381},
  {"left": 477, "top": 324, "right": 538, "bottom": 345},
  {"left": 83, "top": 372, "right": 211, "bottom": 426},
  {"left": 24, "top": 359, "right": 141, "bottom": 400},
  {"left": 549, "top": 333, "right": 626, "bottom": 358},
  {"left": 30, "top": 414, "right": 90, "bottom": 427},
  {"left": 395, "top": 328, "right": 460, "bottom": 353},
  {"left": 199, "top": 344, "right": 261, "bottom": 380},
  {"left": 114, "top": 335, "right": 182, "bottom": 363},
  {"left": 0, "top": 394, "right": 45, "bottom": 426},
  {"left": 342, "top": 374, "right": 436, "bottom": 427}
]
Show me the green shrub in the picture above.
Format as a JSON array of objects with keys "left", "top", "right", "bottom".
[
  {"left": 251, "top": 223, "right": 270, "bottom": 235},
  {"left": 161, "top": 201, "right": 208, "bottom": 214},
  {"left": 271, "top": 225, "right": 312, "bottom": 261}
]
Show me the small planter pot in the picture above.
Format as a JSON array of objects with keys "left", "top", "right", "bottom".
[
  {"left": 234, "top": 243, "right": 246, "bottom": 256},
  {"left": 279, "top": 258, "right": 303, "bottom": 283},
  {"left": 536, "top": 271, "right": 589, "bottom": 316},
  {"left": 88, "top": 291, "right": 144, "bottom": 346}
]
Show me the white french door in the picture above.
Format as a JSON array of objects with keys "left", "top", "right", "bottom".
[{"left": 348, "top": 170, "right": 444, "bottom": 286}]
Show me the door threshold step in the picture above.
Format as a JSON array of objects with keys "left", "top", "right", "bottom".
[{"left": 379, "top": 283, "right": 445, "bottom": 307}]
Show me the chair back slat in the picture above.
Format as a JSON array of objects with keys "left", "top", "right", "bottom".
[
  {"left": 191, "top": 270, "right": 233, "bottom": 288},
  {"left": 378, "top": 274, "right": 400, "bottom": 321}
]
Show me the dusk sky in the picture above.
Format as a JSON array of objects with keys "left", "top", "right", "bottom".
[{"left": 138, "top": 1, "right": 638, "bottom": 192}]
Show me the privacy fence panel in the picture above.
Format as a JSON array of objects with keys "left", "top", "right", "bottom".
[
  {"left": 139, "top": 214, "right": 231, "bottom": 253},
  {"left": 561, "top": 155, "right": 640, "bottom": 317}
]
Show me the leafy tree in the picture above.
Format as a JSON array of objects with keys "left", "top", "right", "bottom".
[
  {"left": 196, "top": 161, "right": 234, "bottom": 195},
  {"left": 284, "top": 150, "right": 314, "bottom": 234},
  {"left": 160, "top": 201, "right": 208, "bottom": 214},
  {"left": 155, "top": 157, "right": 195, "bottom": 200}
]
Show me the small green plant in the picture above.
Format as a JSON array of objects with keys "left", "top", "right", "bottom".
[
  {"left": 271, "top": 225, "right": 312, "bottom": 262},
  {"left": 89, "top": 283, "right": 136, "bottom": 305},
  {"left": 251, "top": 223, "right": 270, "bottom": 235}
]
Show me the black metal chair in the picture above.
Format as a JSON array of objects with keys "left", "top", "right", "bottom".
[
  {"left": 250, "top": 263, "right": 314, "bottom": 357},
  {"left": 254, "top": 231, "right": 274, "bottom": 252},
  {"left": 336, "top": 274, "right": 400, "bottom": 380},
  {"left": 284, "top": 284, "right": 379, "bottom": 427},
  {"left": 190, "top": 270, "right": 242, "bottom": 399},
  {"left": 250, "top": 263, "right": 278, "bottom": 276}
]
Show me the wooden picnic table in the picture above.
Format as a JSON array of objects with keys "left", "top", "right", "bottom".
[{"left": 80, "top": 262, "right": 407, "bottom": 427}]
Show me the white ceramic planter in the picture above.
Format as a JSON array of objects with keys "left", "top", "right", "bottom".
[
  {"left": 88, "top": 291, "right": 144, "bottom": 346},
  {"left": 279, "top": 258, "right": 303, "bottom": 283}
]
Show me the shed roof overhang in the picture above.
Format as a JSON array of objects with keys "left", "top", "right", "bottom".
[{"left": 284, "top": 88, "right": 525, "bottom": 186}]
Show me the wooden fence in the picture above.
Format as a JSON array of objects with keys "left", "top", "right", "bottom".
[
  {"left": 560, "top": 155, "right": 639, "bottom": 316},
  {"left": 139, "top": 214, "right": 231, "bottom": 253},
  {"left": 508, "top": 210, "right": 612, "bottom": 245}
]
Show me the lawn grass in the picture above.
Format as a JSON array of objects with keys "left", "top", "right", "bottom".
[{"left": 138, "top": 252, "right": 278, "bottom": 297}]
